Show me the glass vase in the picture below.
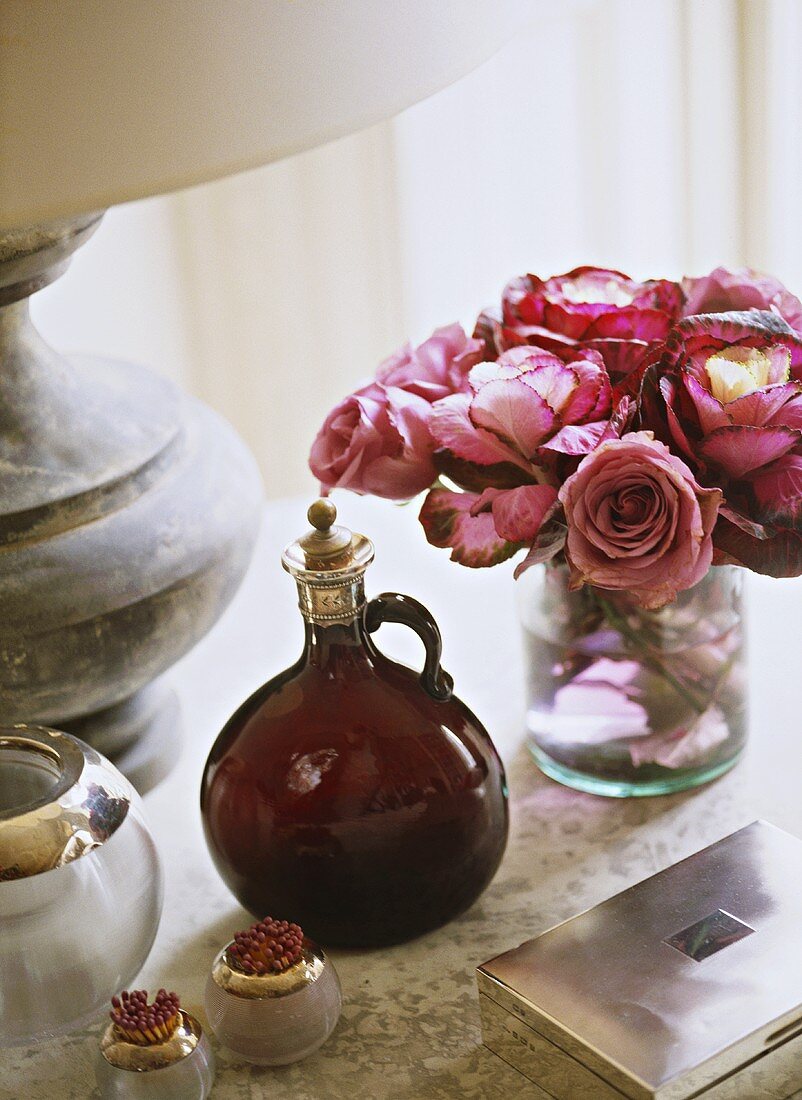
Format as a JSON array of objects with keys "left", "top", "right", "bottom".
[{"left": 517, "top": 563, "right": 747, "bottom": 797}]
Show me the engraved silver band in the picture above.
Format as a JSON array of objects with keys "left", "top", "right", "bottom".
[{"left": 296, "top": 575, "right": 365, "bottom": 624}]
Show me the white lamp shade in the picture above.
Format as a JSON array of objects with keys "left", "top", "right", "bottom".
[{"left": 0, "top": 0, "right": 531, "bottom": 229}]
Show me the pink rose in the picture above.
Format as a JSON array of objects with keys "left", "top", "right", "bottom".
[
  {"left": 559, "top": 431, "right": 721, "bottom": 609},
  {"left": 376, "top": 324, "right": 484, "bottom": 402},
  {"left": 309, "top": 382, "right": 436, "bottom": 500},
  {"left": 682, "top": 266, "right": 802, "bottom": 331},
  {"left": 475, "top": 266, "right": 683, "bottom": 381}
]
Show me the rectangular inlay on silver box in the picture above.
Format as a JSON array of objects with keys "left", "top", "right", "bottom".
[{"left": 477, "top": 821, "right": 802, "bottom": 1099}]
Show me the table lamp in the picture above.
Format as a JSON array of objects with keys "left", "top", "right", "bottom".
[{"left": 0, "top": 1, "right": 530, "bottom": 754}]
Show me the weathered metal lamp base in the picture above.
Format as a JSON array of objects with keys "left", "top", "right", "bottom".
[
  {"left": 61, "top": 680, "right": 183, "bottom": 795},
  {"left": 0, "top": 215, "right": 262, "bottom": 757}
]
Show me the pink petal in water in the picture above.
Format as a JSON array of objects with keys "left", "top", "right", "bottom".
[
  {"left": 551, "top": 660, "right": 651, "bottom": 746},
  {"left": 629, "top": 705, "right": 729, "bottom": 768}
]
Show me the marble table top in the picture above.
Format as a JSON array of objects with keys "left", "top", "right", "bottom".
[{"left": 5, "top": 494, "right": 802, "bottom": 1100}]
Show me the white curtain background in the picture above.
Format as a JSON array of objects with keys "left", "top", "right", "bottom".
[{"left": 31, "top": 0, "right": 802, "bottom": 499}]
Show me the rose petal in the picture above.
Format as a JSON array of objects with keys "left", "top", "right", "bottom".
[
  {"left": 469, "top": 348, "right": 541, "bottom": 387},
  {"left": 473, "top": 483, "right": 559, "bottom": 543},
  {"left": 470, "top": 377, "right": 558, "bottom": 458},
  {"left": 682, "top": 266, "right": 802, "bottom": 331},
  {"left": 599, "top": 396, "right": 635, "bottom": 442},
  {"left": 699, "top": 424, "right": 800, "bottom": 478},
  {"left": 726, "top": 381, "right": 802, "bottom": 426},
  {"left": 748, "top": 452, "right": 802, "bottom": 527},
  {"left": 432, "top": 450, "right": 531, "bottom": 493},
  {"left": 310, "top": 384, "right": 403, "bottom": 494},
  {"left": 713, "top": 512, "right": 802, "bottom": 576},
  {"left": 563, "top": 352, "right": 613, "bottom": 420},
  {"left": 540, "top": 420, "right": 609, "bottom": 455},
  {"left": 589, "top": 339, "right": 653, "bottom": 383},
  {"left": 359, "top": 386, "right": 437, "bottom": 498},
  {"left": 684, "top": 374, "right": 730, "bottom": 433},
  {"left": 430, "top": 394, "right": 531, "bottom": 470},
  {"left": 719, "top": 503, "right": 772, "bottom": 539},
  {"left": 767, "top": 390, "right": 802, "bottom": 431},
  {"left": 542, "top": 300, "right": 593, "bottom": 338},
  {"left": 513, "top": 518, "right": 568, "bottom": 578},
  {"left": 497, "top": 324, "right": 578, "bottom": 355},
  {"left": 648, "top": 373, "right": 699, "bottom": 461},
  {"left": 551, "top": 678, "right": 651, "bottom": 745},
  {"left": 517, "top": 358, "right": 588, "bottom": 413},
  {"left": 588, "top": 307, "right": 673, "bottom": 342},
  {"left": 629, "top": 706, "right": 729, "bottom": 768},
  {"left": 418, "top": 489, "right": 519, "bottom": 568},
  {"left": 376, "top": 324, "right": 484, "bottom": 401}
]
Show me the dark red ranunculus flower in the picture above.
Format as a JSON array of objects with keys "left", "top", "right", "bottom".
[
  {"left": 640, "top": 309, "right": 802, "bottom": 577},
  {"left": 474, "top": 265, "right": 683, "bottom": 382},
  {"left": 682, "top": 266, "right": 802, "bottom": 330}
]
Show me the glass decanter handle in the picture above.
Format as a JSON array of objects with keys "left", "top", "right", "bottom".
[{"left": 365, "top": 592, "right": 454, "bottom": 701}]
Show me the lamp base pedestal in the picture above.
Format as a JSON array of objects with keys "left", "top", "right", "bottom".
[
  {"left": 0, "top": 216, "right": 262, "bottom": 773},
  {"left": 61, "top": 680, "right": 183, "bottom": 795}
]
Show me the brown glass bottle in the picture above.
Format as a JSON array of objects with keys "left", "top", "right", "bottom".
[{"left": 200, "top": 501, "right": 508, "bottom": 948}]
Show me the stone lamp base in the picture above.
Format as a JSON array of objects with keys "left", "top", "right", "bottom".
[{"left": 0, "top": 215, "right": 262, "bottom": 756}]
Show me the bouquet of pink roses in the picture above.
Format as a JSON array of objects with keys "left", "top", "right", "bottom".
[{"left": 310, "top": 264, "right": 802, "bottom": 610}]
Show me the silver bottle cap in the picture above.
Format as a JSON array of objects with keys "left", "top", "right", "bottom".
[{"left": 281, "top": 500, "right": 374, "bottom": 624}]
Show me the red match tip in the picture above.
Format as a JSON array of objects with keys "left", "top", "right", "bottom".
[
  {"left": 109, "top": 989, "right": 182, "bottom": 1045},
  {"left": 228, "top": 916, "right": 304, "bottom": 975}
]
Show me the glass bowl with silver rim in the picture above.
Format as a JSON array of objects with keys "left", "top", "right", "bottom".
[{"left": 0, "top": 724, "right": 163, "bottom": 1046}]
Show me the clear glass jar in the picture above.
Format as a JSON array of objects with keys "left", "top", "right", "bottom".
[
  {"left": 204, "top": 938, "right": 342, "bottom": 1065},
  {"left": 517, "top": 564, "right": 747, "bottom": 797}
]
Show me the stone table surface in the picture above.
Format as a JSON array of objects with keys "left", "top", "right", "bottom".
[{"left": 4, "top": 494, "right": 802, "bottom": 1100}]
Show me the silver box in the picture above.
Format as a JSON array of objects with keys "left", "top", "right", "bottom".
[{"left": 478, "top": 821, "right": 802, "bottom": 1099}]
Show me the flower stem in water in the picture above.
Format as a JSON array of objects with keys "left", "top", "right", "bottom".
[{"left": 593, "top": 593, "right": 708, "bottom": 715}]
